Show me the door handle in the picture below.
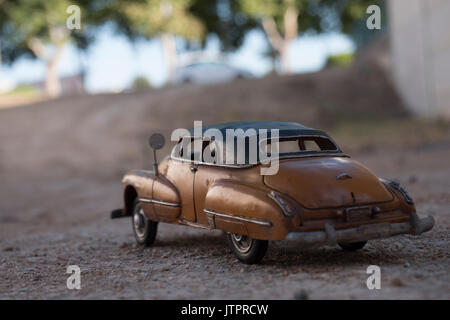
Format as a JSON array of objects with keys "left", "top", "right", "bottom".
[{"left": 190, "top": 165, "right": 197, "bottom": 172}]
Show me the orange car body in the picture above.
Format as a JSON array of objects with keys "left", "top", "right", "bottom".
[{"left": 112, "top": 122, "right": 434, "bottom": 247}]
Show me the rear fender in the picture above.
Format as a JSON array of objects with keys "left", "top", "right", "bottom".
[{"left": 204, "top": 180, "right": 291, "bottom": 240}]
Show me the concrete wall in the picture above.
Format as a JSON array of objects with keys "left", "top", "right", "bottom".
[{"left": 389, "top": 0, "right": 450, "bottom": 118}]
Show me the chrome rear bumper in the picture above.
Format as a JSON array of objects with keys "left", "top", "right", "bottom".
[{"left": 285, "top": 212, "right": 434, "bottom": 245}]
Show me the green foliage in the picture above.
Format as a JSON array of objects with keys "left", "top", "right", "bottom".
[
  {"left": 340, "top": 0, "right": 385, "bottom": 32},
  {"left": 6, "top": 0, "right": 71, "bottom": 41},
  {"left": 0, "top": 0, "right": 387, "bottom": 66},
  {"left": 0, "top": 0, "right": 107, "bottom": 64},
  {"left": 189, "top": 0, "right": 258, "bottom": 51},
  {"left": 111, "top": 0, "right": 204, "bottom": 41},
  {"left": 106, "top": 0, "right": 386, "bottom": 50},
  {"left": 325, "top": 52, "right": 354, "bottom": 68},
  {"left": 4, "top": 83, "right": 39, "bottom": 95},
  {"left": 239, "top": 0, "right": 329, "bottom": 35},
  {"left": 1, "top": 0, "right": 73, "bottom": 62},
  {"left": 131, "top": 76, "right": 152, "bottom": 91},
  {"left": 239, "top": 0, "right": 386, "bottom": 42},
  {"left": 343, "top": 0, "right": 387, "bottom": 48},
  {"left": 240, "top": 0, "right": 285, "bottom": 18}
]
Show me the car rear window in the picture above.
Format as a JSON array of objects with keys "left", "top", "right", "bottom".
[
  {"left": 265, "top": 137, "right": 339, "bottom": 154},
  {"left": 172, "top": 136, "right": 342, "bottom": 166}
]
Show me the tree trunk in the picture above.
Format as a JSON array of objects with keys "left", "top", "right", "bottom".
[
  {"left": 279, "top": 43, "right": 291, "bottom": 75},
  {"left": 27, "top": 37, "right": 65, "bottom": 98},
  {"left": 45, "top": 60, "right": 61, "bottom": 98},
  {"left": 161, "top": 33, "right": 177, "bottom": 83},
  {"left": 261, "top": 2, "right": 299, "bottom": 75},
  {"left": 279, "top": 3, "right": 298, "bottom": 75},
  {"left": 262, "top": 17, "right": 291, "bottom": 75},
  {"left": 44, "top": 44, "right": 64, "bottom": 98}
]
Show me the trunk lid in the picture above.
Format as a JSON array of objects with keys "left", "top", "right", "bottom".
[{"left": 264, "top": 157, "right": 393, "bottom": 209}]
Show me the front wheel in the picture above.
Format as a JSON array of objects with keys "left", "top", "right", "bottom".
[
  {"left": 227, "top": 234, "right": 268, "bottom": 264},
  {"left": 338, "top": 241, "right": 367, "bottom": 251},
  {"left": 132, "top": 199, "right": 158, "bottom": 246}
]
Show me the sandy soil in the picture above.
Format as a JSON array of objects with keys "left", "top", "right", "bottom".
[{"left": 0, "top": 78, "right": 449, "bottom": 299}]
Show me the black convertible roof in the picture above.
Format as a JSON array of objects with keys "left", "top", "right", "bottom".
[{"left": 187, "top": 121, "right": 329, "bottom": 138}]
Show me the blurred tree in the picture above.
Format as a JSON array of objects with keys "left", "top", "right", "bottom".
[
  {"left": 341, "top": 0, "right": 387, "bottom": 48},
  {"left": 325, "top": 52, "right": 354, "bottom": 68},
  {"left": 0, "top": 0, "right": 6, "bottom": 56},
  {"left": 239, "top": 0, "right": 385, "bottom": 74},
  {"left": 239, "top": 0, "right": 301, "bottom": 74},
  {"left": 131, "top": 75, "right": 152, "bottom": 91},
  {"left": 189, "top": 0, "right": 258, "bottom": 51},
  {"left": 1, "top": 0, "right": 76, "bottom": 97},
  {"left": 113, "top": 0, "right": 204, "bottom": 80},
  {"left": 0, "top": 0, "right": 104, "bottom": 97}
]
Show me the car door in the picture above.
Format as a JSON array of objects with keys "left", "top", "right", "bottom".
[
  {"left": 165, "top": 138, "right": 199, "bottom": 222},
  {"left": 193, "top": 140, "right": 227, "bottom": 226}
]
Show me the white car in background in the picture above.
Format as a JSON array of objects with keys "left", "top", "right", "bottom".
[{"left": 171, "top": 62, "right": 253, "bottom": 85}]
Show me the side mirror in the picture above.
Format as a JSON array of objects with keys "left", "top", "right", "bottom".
[
  {"left": 149, "top": 133, "right": 165, "bottom": 175},
  {"left": 149, "top": 133, "right": 165, "bottom": 150}
]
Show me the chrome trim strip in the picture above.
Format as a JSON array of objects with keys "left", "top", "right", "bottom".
[
  {"left": 170, "top": 152, "right": 348, "bottom": 167},
  {"left": 139, "top": 197, "right": 180, "bottom": 207},
  {"left": 170, "top": 155, "right": 257, "bottom": 168},
  {"left": 388, "top": 181, "right": 414, "bottom": 204},
  {"left": 204, "top": 208, "right": 272, "bottom": 227},
  {"left": 267, "top": 191, "right": 293, "bottom": 217},
  {"left": 179, "top": 219, "right": 212, "bottom": 230}
]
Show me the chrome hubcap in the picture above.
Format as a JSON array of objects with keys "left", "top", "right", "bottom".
[
  {"left": 230, "top": 234, "right": 253, "bottom": 253},
  {"left": 133, "top": 206, "right": 147, "bottom": 238}
]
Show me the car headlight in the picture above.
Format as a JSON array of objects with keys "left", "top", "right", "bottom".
[{"left": 268, "top": 191, "right": 296, "bottom": 217}]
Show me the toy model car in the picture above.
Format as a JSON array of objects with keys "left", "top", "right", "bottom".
[{"left": 111, "top": 121, "right": 434, "bottom": 264}]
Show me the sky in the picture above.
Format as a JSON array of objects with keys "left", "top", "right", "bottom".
[{"left": 0, "top": 26, "right": 355, "bottom": 93}]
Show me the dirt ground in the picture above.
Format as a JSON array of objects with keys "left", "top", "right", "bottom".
[{"left": 0, "top": 78, "right": 449, "bottom": 299}]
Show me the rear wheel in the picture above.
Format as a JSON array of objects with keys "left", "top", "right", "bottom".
[
  {"left": 338, "top": 241, "right": 367, "bottom": 251},
  {"left": 227, "top": 233, "right": 268, "bottom": 264},
  {"left": 132, "top": 199, "right": 158, "bottom": 246}
]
